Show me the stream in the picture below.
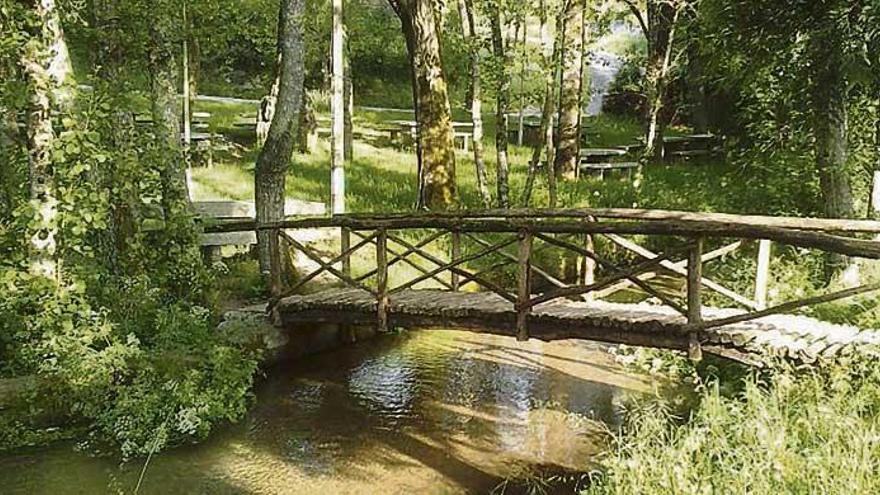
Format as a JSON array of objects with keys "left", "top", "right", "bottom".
[{"left": 0, "top": 329, "right": 655, "bottom": 494}]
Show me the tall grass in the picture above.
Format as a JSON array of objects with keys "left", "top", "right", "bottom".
[{"left": 584, "top": 350, "right": 880, "bottom": 495}]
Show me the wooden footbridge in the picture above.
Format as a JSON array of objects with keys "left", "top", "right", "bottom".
[{"left": 205, "top": 209, "right": 880, "bottom": 364}]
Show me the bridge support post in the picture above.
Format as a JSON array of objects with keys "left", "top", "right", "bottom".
[
  {"left": 341, "top": 227, "right": 351, "bottom": 278},
  {"left": 517, "top": 230, "right": 533, "bottom": 341},
  {"left": 687, "top": 238, "right": 703, "bottom": 361},
  {"left": 754, "top": 239, "right": 772, "bottom": 310},
  {"left": 451, "top": 231, "right": 461, "bottom": 291},
  {"left": 376, "top": 229, "right": 389, "bottom": 332},
  {"left": 269, "top": 228, "right": 283, "bottom": 297}
]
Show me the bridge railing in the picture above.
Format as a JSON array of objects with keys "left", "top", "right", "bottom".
[{"left": 205, "top": 208, "right": 880, "bottom": 359}]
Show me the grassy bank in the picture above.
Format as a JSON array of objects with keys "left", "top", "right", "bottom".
[{"left": 584, "top": 350, "right": 880, "bottom": 494}]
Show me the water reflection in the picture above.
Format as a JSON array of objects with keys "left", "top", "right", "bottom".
[{"left": 0, "top": 329, "right": 653, "bottom": 494}]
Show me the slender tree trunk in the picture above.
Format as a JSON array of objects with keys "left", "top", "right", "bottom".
[
  {"left": 330, "top": 0, "right": 346, "bottom": 214},
  {"left": 490, "top": 4, "right": 510, "bottom": 208},
  {"left": 0, "top": 110, "right": 20, "bottom": 214},
  {"left": 458, "top": 0, "right": 491, "bottom": 207},
  {"left": 255, "top": 0, "right": 306, "bottom": 288},
  {"left": 516, "top": 18, "right": 527, "bottom": 147},
  {"left": 523, "top": 3, "right": 556, "bottom": 206},
  {"left": 553, "top": 0, "right": 584, "bottom": 181},
  {"left": 21, "top": 0, "right": 70, "bottom": 280},
  {"left": 644, "top": 0, "right": 677, "bottom": 161},
  {"left": 149, "top": 16, "right": 190, "bottom": 222},
  {"left": 688, "top": 44, "right": 709, "bottom": 134},
  {"left": 391, "top": 0, "right": 457, "bottom": 209},
  {"left": 396, "top": 11, "right": 425, "bottom": 207},
  {"left": 811, "top": 32, "right": 854, "bottom": 221},
  {"left": 810, "top": 27, "right": 855, "bottom": 278},
  {"left": 296, "top": 90, "right": 317, "bottom": 153},
  {"left": 93, "top": 0, "right": 141, "bottom": 272}
]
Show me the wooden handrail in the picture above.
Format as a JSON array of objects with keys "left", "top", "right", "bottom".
[
  {"left": 205, "top": 215, "right": 880, "bottom": 259},
  {"left": 213, "top": 208, "right": 880, "bottom": 232}
]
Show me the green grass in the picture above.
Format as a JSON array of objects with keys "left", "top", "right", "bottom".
[
  {"left": 191, "top": 100, "right": 880, "bottom": 494},
  {"left": 192, "top": 103, "right": 862, "bottom": 315},
  {"left": 584, "top": 351, "right": 880, "bottom": 495}
]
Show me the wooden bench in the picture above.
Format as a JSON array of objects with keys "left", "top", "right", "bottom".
[
  {"left": 580, "top": 161, "right": 640, "bottom": 180},
  {"left": 197, "top": 199, "right": 326, "bottom": 262}
]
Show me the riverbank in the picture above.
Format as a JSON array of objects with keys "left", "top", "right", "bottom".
[{"left": 584, "top": 347, "right": 880, "bottom": 494}]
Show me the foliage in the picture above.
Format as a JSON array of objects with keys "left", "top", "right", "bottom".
[
  {"left": 584, "top": 350, "right": 880, "bottom": 495},
  {"left": 0, "top": 3, "right": 259, "bottom": 458}
]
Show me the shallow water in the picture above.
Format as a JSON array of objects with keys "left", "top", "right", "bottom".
[{"left": 0, "top": 330, "right": 654, "bottom": 494}]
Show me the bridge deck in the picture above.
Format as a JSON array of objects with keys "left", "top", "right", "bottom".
[{"left": 274, "top": 288, "right": 880, "bottom": 364}]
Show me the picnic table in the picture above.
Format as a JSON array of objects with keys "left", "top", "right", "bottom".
[
  {"left": 580, "top": 161, "right": 640, "bottom": 180},
  {"left": 387, "top": 120, "right": 475, "bottom": 151},
  {"left": 512, "top": 119, "right": 598, "bottom": 147},
  {"left": 635, "top": 133, "right": 722, "bottom": 159},
  {"left": 578, "top": 147, "right": 636, "bottom": 180}
]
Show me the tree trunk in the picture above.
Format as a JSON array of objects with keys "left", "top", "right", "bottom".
[
  {"left": 391, "top": 0, "right": 457, "bottom": 210},
  {"left": 93, "top": 0, "right": 140, "bottom": 272},
  {"left": 21, "top": 0, "right": 69, "bottom": 280},
  {"left": 810, "top": 27, "right": 855, "bottom": 278},
  {"left": 811, "top": 32, "right": 854, "bottom": 221},
  {"left": 149, "top": 15, "right": 190, "bottom": 223},
  {"left": 458, "top": 0, "right": 491, "bottom": 208},
  {"left": 490, "top": 5, "right": 510, "bottom": 208},
  {"left": 255, "top": 0, "right": 306, "bottom": 290},
  {"left": 296, "top": 90, "right": 318, "bottom": 153},
  {"left": 523, "top": 3, "right": 556, "bottom": 207},
  {"left": 644, "top": 0, "right": 677, "bottom": 161},
  {"left": 553, "top": 0, "right": 584, "bottom": 181}
]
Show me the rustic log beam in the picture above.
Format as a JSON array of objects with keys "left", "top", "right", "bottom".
[
  {"left": 537, "top": 233, "right": 689, "bottom": 315},
  {"left": 604, "top": 234, "right": 756, "bottom": 309},
  {"left": 376, "top": 229, "right": 389, "bottom": 331},
  {"left": 331, "top": 208, "right": 880, "bottom": 233},
  {"left": 465, "top": 232, "right": 567, "bottom": 288},
  {"left": 595, "top": 240, "right": 743, "bottom": 299},
  {"left": 524, "top": 248, "right": 682, "bottom": 309},
  {"left": 352, "top": 230, "right": 452, "bottom": 289},
  {"left": 687, "top": 238, "right": 703, "bottom": 361},
  {"left": 384, "top": 232, "right": 517, "bottom": 302},
  {"left": 341, "top": 227, "right": 351, "bottom": 278},
  {"left": 451, "top": 231, "right": 461, "bottom": 291},
  {"left": 280, "top": 231, "right": 376, "bottom": 295},
  {"left": 389, "top": 236, "right": 517, "bottom": 297},
  {"left": 694, "top": 282, "right": 880, "bottom": 331},
  {"left": 281, "top": 231, "right": 376, "bottom": 295},
  {"left": 516, "top": 231, "right": 532, "bottom": 341},
  {"left": 204, "top": 217, "right": 880, "bottom": 259}
]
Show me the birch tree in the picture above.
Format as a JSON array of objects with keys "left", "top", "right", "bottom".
[
  {"left": 457, "top": 0, "right": 491, "bottom": 207},
  {"left": 553, "top": 0, "right": 585, "bottom": 180},
  {"left": 488, "top": 0, "right": 510, "bottom": 207},
  {"left": 20, "top": 0, "right": 71, "bottom": 280}
]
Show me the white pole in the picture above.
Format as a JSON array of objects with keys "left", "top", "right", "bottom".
[
  {"left": 330, "top": 0, "right": 345, "bottom": 214},
  {"left": 754, "top": 239, "right": 772, "bottom": 310}
]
